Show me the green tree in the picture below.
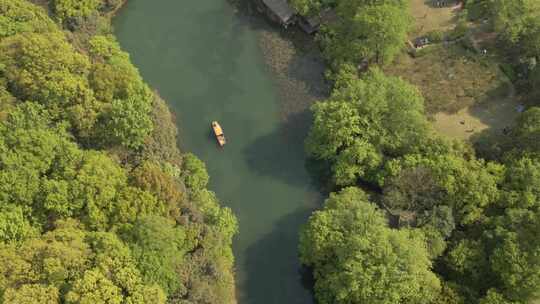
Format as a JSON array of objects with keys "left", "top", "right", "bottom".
[
  {"left": 499, "top": 156, "right": 540, "bottom": 209},
  {"left": 88, "top": 36, "right": 154, "bottom": 149},
  {"left": 65, "top": 269, "right": 123, "bottom": 304},
  {"left": 101, "top": 92, "right": 153, "bottom": 149},
  {"left": 182, "top": 153, "right": 210, "bottom": 191},
  {"left": 290, "top": 0, "right": 334, "bottom": 16},
  {"left": 432, "top": 282, "right": 466, "bottom": 304},
  {"left": 0, "top": 32, "right": 99, "bottom": 138},
  {"left": 0, "top": 220, "right": 166, "bottom": 303},
  {"left": 383, "top": 153, "right": 503, "bottom": 225},
  {"left": 0, "top": 205, "right": 37, "bottom": 244},
  {"left": 0, "top": 103, "right": 82, "bottom": 221},
  {"left": 306, "top": 68, "right": 429, "bottom": 186},
  {"left": 320, "top": 1, "right": 411, "bottom": 66},
  {"left": 511, "top": 107, "right": 540, "bottom": 155},
  {"left": 0, "top": 0, "right": 56, "bottom": 39},
  {"left": 121, "top": 216, "right": 187, "bottom": 296},
  {"left": 489, "top": 0, "right": 540, "bottom": 45},
  {"left": 130, "top": 161, "right": 184, "bottom": 219},
  {"left": 88, "top": 36, "right": 146, "bottom": 104},
  {"left": 72, "top": 151, "right": 127, "bottom": 229},
  {"left": 3, "top": 284, "right": 60, "bottom": 304},
  {"left": 85, "top": 230, "right": 166, "bottom": 303},
  {"left": 0, "top": 220, "right": 91, "bottom": 293},
  {"left": 299, "top": 187, "right": 441, "bottom": 304},
  {"left": 478, "top": 289, "right": 521, "bottom": 304},
  {"left": 51, "top": 0, "right": 100, "bottom": 28},
  {"left": 138, "top": 94, "right": 182, "bottom": 164},
  {"left": 113, "top": 186, "right": 164, "bottom": 224},
  {"left": 71, "top": 151, "right": 164, "bottom": 230},
  {"left": 486, "top": 208, "right": 540, "bottom": 301},
  {"left": 446, "top": 239, "right": 489, "bottom": 283}
]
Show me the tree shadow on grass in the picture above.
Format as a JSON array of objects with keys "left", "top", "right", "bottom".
[
  {"left": 433, "top": 77, "right": 519, "bottom": 145},
  {"left": 465, "top": 82, "right": 519, "bottom": 160}
]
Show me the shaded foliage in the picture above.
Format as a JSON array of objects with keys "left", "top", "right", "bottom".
[
  {"left": 318, "top": 0, "right": 411, "bottom": 67},
  {"left": 300, "top": 187, "right": 441, "bottom": 304},
  {"left": 306, "top": 67, "right": 430, "bottom": 187}
]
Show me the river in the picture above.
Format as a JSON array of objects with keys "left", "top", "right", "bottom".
[{"left": 114, "top": 1, "right": 321, "bottom": 303}]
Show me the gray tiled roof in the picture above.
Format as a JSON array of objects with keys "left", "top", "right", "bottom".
[{"left": 262, "top": 0, "right": 295, "bottom": 22}]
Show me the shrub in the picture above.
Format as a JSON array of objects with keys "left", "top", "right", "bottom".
[
  {"left": 499, "top": 63, "right": 517, "bottom": 82},
  {"left": 427, "top": 30, "right": 445, "bottom": 43},
  {"left": 448, "top": 20, "right": 468, "bottom": 41}
]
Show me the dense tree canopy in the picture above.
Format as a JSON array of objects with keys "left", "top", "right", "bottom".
[
  {"left": 303, "top": 22, "right": 540, "bottom": 303},
  {"left": 0, "top": 1, "right": 237, "bottom": 303},
  {"left": 306, "top": 67, "right": 430, "bottom": 186},
  {"left": 467, "top": 0, "right": 540, "bottom": 105},
  {"left": 290, "top": 0, "right": 333, "bottom": 16},
  {"left": 488, "top": 0, "right": 540, "bottom": 57},
  {"left": 318, "top": 0, "right": 411, "bottom": 67},
  {"left": 383, "top": 153, "right": 503, "bottom": 225},
  {"left": 51, "top": 0, "right": 101, "bottom": 25},
  {"left": 120, "top": 216, "right": 188, "bottom": 296},
  {"left": 300, "top": 187, "right": 441, "bottom": 304},
  {"left": 0, "top": 32, "right": 99, "bottom": 137},
  {"left": 2, "top": 0, "right": 540, "bottom": 304},
  {"left": 0, "top": 0, "right": 55, "bottom": 38},
  {"left": 0, "top": 219, "right": 166, "bottom": 304},
  {"left": 510, "top": 107, "right": 540, "bottom": 155}
]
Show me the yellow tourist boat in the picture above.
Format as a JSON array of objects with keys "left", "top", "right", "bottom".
[{"left": 211, "top": 121, "right": 226, "bottom": 147}]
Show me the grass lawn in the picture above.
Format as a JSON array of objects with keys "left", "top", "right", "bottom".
[
  {"left": 386, "top": 44, "right": 510, "bottom": 115},
  {"left": 410, "top": 0, "right": 459, "bottom": 37},
  {"left": 432, "top": 87, "right": 517, "bottom": 140},
  {"left": 385, "top": 0, "right": 519, "bottom": 140}
]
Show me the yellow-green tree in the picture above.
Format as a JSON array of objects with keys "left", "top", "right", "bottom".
[{"left": 299, "top": 187, "right": 441, "bottom": 304}]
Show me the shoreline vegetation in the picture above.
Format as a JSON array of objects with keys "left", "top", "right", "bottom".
[
  {"left": 0, "top": 1, "right": 237, "bottom": 303},
  {"left": 1, "top": 0, "right": 539, "bottom": 304},
  {"left": 276, "top": 0, "right": 540, "bottom": 303}
]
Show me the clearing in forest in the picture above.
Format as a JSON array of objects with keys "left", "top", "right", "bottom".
[
  {"left": 432, "top": 87, "right": 516, "bottom": 140},
  {"left": 385, "top": 0, "right": 518, "bottom": 140},
  {"left": 410, "top": 0, "right": 458, "bottom": 37},
  {"left": 386, "top": 45, "right": 510, "bottom": 115}
]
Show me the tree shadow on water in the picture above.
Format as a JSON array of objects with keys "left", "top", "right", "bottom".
[
  {"left": 240, "top": 207, "right": 317, "bottom": 304},
  {"left": 242, "top": 110, "right": 318, "bottom": 188}
]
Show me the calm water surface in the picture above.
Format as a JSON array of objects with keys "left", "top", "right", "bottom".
[{"left": 114, "top": 1, "right": 320, "bottom": 303}]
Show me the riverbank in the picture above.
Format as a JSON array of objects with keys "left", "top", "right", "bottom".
[
  {"left": 258, "top": 29, "right": 328, "bottom": 120},
  {"left": 257, "top": 27, "right": 329, "bottom": 163},
  {"left": 227, "top": 0, "right": 329, "bottom": 122},
  {"left": 113, "top": 1, "right": 323, "bottom": 303}
]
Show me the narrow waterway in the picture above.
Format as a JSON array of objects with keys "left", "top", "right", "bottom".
[{"left": 114, "top": 1, "right": 321, "bottom": 303}]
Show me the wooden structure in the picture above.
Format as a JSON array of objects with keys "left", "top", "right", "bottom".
[
  {"left": 414, "top": 37, "right": 430, "bottom": 48},
  {"left": 257, "top": 0, "right": 296, "bottom": 28},
  {"left": 211, "top": 121, "right": 226, "bottom": 147}
]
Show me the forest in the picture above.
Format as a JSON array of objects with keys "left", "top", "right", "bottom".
[
  {"left": 1, "top": 0, "right": 540, "bottom": 304},
  {"left": 0, "top": 0, "right": 237, "bottom": 303},
  {"left": 297, "top": 0, "right": 540, "bottom": 303}
]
